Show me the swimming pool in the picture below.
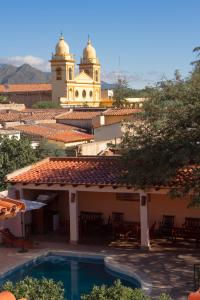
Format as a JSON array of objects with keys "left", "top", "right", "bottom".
[{"left": 0, "top": 254, "right": 140, "bottom": 300}]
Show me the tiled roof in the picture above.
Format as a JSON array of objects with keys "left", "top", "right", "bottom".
[
  {"left": 5, "top": 157, "right": 200, "bottom": 189},
  {"left": 0, "top": 197, "right": 25, "bottom": 219},
  {"left": 47, "top": 132, "right": 94, "bottom": 143},
  {"left": 12, "top": 123, "right": 93, "bottom": 143},
  {"left": 6, "top": 157, "right": 124, "bottom": 186},
  {"left": 0, "top": 110, "right": 65, "bottom": 122},
  {"left": 0, "top": 83, "right": 52, "bottom": 93},
  {"left": 102, "top": 108, "right": 141, "bottom": 116},
  {"left": 56, "top": 111, "right": 101, "bottom": 120}
]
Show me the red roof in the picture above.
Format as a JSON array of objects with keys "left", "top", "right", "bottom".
[
  {"left": 0, "top": 110, "right": 66, "bottom": 122},
  {"left": 103, "top": 108, "right": 141, "bottom": 116},
  {"left": 6, "top": 157, "right": 123, "bottom": 186},
  {"left": 0, "top": 83, "right": 52, "bottom": 93},
  {"left": 5, "top": 157, "right": 200, "bottom": 189},
  {"left": 56, "top": 111, "right": 101, "bottom": 120},
  {"left": 13, "top": 123, "right": 93, "bottom": 143}
]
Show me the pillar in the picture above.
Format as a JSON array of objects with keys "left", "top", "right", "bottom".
[
  {"left": 69, "top": 190, "right": 79, "bottom": 244},
  {"left": 139, "top": 192, "right": 150, "bottom": 249}
]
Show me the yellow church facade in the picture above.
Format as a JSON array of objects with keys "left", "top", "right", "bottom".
[{"left": 50, "top": 36, "right": 112, "bottom": 107}]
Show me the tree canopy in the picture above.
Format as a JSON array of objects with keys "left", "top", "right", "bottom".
[
  {"left": 32, "top": 101, "right": 61, "bottom": 109},
  {"left": 0, "top": 136, "right": 37, "bottom": 191},
  {"left": 121, "top": 47, "right": 200, "bottom": 205},
  {"left": 113, "top": 77, "right": 153, "bottom": 108}
]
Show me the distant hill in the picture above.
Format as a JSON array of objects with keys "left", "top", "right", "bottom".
[
  {"left": 0, "top": 64, "right": 51, "bottom": 84},
  {"left": 0, "top": 64, "right": 115, "bottom": 89}
]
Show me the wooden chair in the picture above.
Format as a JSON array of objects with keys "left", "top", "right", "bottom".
[
  {"left": 159, "top": 215, "right": 175, "bottom": 237},
  {"left": 0, "top": 228, "right": 33, "bottom": 249},
  {"left": 183, "top": 217, "right": 200, "bottom": 230}
]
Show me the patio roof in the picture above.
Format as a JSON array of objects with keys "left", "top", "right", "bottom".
[
  {"left": 5, "top": 157, "right": 200, "bottom": 189},
  {"left": 5, "top": 157, "right": 126, "bottom": 187},
  {"left": 0, "top": 197, "right": 25, "bottom": 219}
]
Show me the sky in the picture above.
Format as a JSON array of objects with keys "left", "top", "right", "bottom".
[{"left": 0, "top": 0, "right": 200, "bottom": 88}]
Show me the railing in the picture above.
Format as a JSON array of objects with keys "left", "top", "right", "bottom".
[{"left": 194, "top": 264, "right": 200, "bottom": 291}]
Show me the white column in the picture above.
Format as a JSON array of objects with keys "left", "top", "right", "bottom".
[
  {"left": 69, "top": 190, "right": 79, "bottom": 244},
  {"left": 139, "top": 192, "right": 150, "bottom": 249}
]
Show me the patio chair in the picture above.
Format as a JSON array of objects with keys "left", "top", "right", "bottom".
[
  {"left": 159, "top": 215, "right": 175, "bottom": 237},
  {"left": 183, "top": 217, "right": 200, "bottom": 230},
  {"left": 0, "top": 228, "right": 33, "bottom": 249}
]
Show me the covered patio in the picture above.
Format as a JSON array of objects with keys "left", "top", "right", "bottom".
[{"left": 4, "top": 157, "right": 200, "bottom": 249}]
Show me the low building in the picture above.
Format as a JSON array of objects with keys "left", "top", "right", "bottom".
[
  {"left": 12, "top": 123, "right": 94, "bottom": 148},
  {"left": 56, "top": 111, "right": 102, "bottom": 131},
  {"left": 0, "top": 109, "right": 66, "bottom": 128},
  {"left": 0, "top": 129, "right": 20, "bottom": 140},
  {"left": 0, "top": 84, "right": 51, "bottom": 108},
  {"left": 5, "top": 156, "right": 200, "bottom": 249}
]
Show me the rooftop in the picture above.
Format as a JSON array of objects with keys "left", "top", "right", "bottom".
[
  {"left": 0, "top": 83, "right": 52, "bottom": 93},
  {"left": 12, "top": 123, "right": 93, "bottom": 143},
  {"left": 0, "top": 109, "right": 66, "bottom": 122},
  {"left": 56, "top": 111, "right": 101, "bottom": 120},
  {"left": 102, "top": 108, "right": 142, "bottom": 116},
  {"left": 5, "top": 156, "right": 200, "bottom": 189},
  {"left": 6, "top": 157, "right": 124, "bottom": 186}
]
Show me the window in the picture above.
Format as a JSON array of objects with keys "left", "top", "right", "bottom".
[
  {"left": 89, "top": 91, "right": 93, "bottom": 97},
  {"left": 75, "top": 90, "right": 79, "bottom": 97},
  {"left": 69, "top": 68, "right": 72, "bottom": 80},
  {"left": 56, "top": 67, "right": 62, "bottom": 80},
  {"left": 116, "top": 193, "right": 140, "bottom": 202},
  {"left": 82, "top": 90, "right": 86, "bottom": 98},
  {"left": 95, "top": 70, "right": 98, "bottom": 82}
]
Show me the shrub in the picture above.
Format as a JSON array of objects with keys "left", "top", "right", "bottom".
[
  {"left": 81, "top": 280, "right": 173, "bottom": 300},
  {"left": 1, "top": 276, "right": 65, "bottom": 300}
]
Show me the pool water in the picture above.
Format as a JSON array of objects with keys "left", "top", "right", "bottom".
[{"left": 0, "top": 255, "right": 140, "bottom": 300}]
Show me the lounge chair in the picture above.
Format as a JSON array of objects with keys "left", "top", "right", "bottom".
[{"left": 0, "top": 228, "right": 33, "bottom": 249}]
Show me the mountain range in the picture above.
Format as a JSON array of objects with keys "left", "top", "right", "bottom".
[{"left": 0, "top": 64, "right": 115, "bottom": 89}]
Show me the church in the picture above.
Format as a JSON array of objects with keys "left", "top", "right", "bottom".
[{"left": 50, "top": 35, "right": 112, "bottom": 107}]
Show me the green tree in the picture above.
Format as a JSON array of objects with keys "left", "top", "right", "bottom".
[
  {"left": 36, "top": 139, "right": 66, "bottom": 159},
  {"left": 113, "top": 78, "right": 131, "bottom": 107},
  {"left": 32, "top": 101, "right": 61, "bottom": 109},
  {"left": 81, "top": 280, "right": 172, "bottom": 300},
  {"left": 0, "top": 136, "right": 37, "bottom": 191},
  {"left": 0, "top": 96, "right": 8, "bottom": 103},
  {"left": 121, "top": 64, "right": 200, "bottom": 205},
  {"left": 1, "top": 277, "right": 65, "bottom": 300}
]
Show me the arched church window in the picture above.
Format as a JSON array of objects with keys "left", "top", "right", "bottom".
[
  {"left": 75, "top": 90, "right": 79, "bottom": 98},
  {"left": 95, "top": 70, "right": 98, "bottom": 82},
  {"left": 82, "top": 90, "right": 86, "bottom": 98},
  {"left": 56, "top": 67, "right": 62, "bottom": 80},
  {"left": 69, "top": 88, "right": 72, "bottom": 100},
  {"left": 85, "top": 70, "right": 89, "bottom": 75},
  {"left": 89, "top": 91, "right": 93, "bottom": 97},
  {"left": 69, "top": 68, "right": 72, "bottom": 80}
]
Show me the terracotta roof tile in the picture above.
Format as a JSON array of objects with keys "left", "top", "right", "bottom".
[
  {"left": 0, "top": 84, "right": 52, "bottom": 93},
  {"left": 103, "top": 108, "right": 141, "bottom": 116},
  {"left": 0, "top": 110, "right": 65, "bottom": 122},
  {"left": 5, "top": 157, "right": 200, "bottom": 189},
  {"left": 56, "top": 111, "right": 101, "bottom": 120},
  {"left": 6, "top": 157, "right": 123, "bottom": 186},
  {"left": 12, "top": 123, "right": 93, "bottom": 143}
]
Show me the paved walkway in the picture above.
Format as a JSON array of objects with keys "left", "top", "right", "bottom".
[{"left": 0, "top": 240, "right": 199, "bottom": 299}]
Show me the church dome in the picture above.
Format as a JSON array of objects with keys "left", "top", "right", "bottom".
[
  {"left": 83, "top": 39, "right": 96, "bottom": 59},
  {"left": 55, "top": 35, "right": 69, "bottom": 56}
]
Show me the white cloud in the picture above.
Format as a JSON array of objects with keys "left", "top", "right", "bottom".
[
  {"left": 101, "top": 69, "right": 166, "bottom": 89},
  {"left": 0, "top": 55, "right": 50, "bottom": 72}
]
